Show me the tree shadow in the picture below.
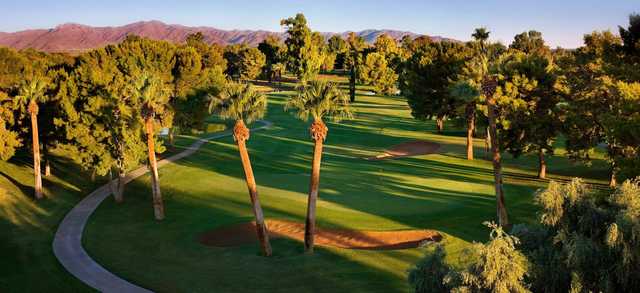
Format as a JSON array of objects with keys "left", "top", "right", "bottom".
[{"left": 86, "top": 181, "right": 420, "bottom": 292}]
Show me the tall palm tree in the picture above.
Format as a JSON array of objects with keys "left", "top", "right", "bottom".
[
  {"left": 139, "top": 72, "right": 172, "bottom": 220},
  {"left": 472, "top": 27, "right": 491, "bottom": 52},
  {"left": 209, "top": 82, "right": 272, "bottom": 256},
  {"left": 466, "top": 27, "right": 491, "bottom": 161},
  {"left": 285, "top": 80, "right": 353, "bottom": 253},
  {"left": 482, "top": 76, "right": 509, "bottom": 227},
  {"left": 15, "top": 73, "right": 49, "bottom": 199}
]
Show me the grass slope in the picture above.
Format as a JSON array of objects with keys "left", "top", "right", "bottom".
[
  {"left": 0, "top": 153, "right": 101, "bottom": 292},
  {"left": 84, "top": 86, "right": 609, "bottom": 292}
]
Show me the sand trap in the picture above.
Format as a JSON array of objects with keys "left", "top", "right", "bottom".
[
  {"left": 367, "top": 140, "right": 441, "bottom": 160},
  {"left": 198, "top": 220, "right": 441, "bottom": 250}
]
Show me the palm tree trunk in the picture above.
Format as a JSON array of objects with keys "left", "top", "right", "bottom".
[
  {"left": 349, "top": 66, "right": 356, "bottom": 103},
  {"left": 466, "top": 104, "right": 475, "bottom": 160},
  {"left": 29, "top": 100, "right": 43, "bottom": 199},
  {"left": 484, "top": 79, "right": 509, "bottom": 227},
  {"left": 485, "top": 125, "right": 491, "bottom": 157},
  {"left": 43, "top": 142, "right": 51, "bottom": 177},
  {"left": 609, "top": 163, "right": 617, "bottom": 188},
  {"left": 145, "top": 117, "right": 164, "bottom": 220},
  {"left": 234, "top": 120, "right": 272, "bottom": 256},
  {"left": 436, "top": 115, "right": 445, "bottom": 133},
  {"left": 538, "top": 149, "right": 547, "bottom": 179},
  {"left": 168, "top": 127, "right": 175, "bottom": 146},
  {"left": 111, "top": 165, "right": 126, "bottom": 203},
  {"left": 305, "top": 120, "right": 328, "bottom": 253}
]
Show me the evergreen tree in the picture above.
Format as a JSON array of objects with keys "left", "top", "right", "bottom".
[
  {"left": 258, "top": 35, "right": 286, "bottom": 82},
  {"left": 357, "top": 52, "right": 398, "bottom": 95},
  {"left": 238, "top": 47, "right": 266, "bottom": 80},
  {"left": 327, "top": 35, "right": 347, "bottom": 69},
  {"left": 346, "top": 32, "right": 366, "bottom": 102},
  {"left": 281, "top": 13, "right": 323, "bottom": 82},
  {"left": 401, "top": 41, "right": 474, "bottom": 133}
]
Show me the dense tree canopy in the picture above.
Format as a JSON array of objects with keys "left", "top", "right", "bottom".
[
  {"left": 401, "top": 41, "right": 474, "bottom": 131},
  {"left": 281, "top": 13, "right": 323, "bottom": 82}
]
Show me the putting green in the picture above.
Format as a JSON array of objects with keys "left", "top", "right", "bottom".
[{"left": 83, "top": 90, "right": 610, "bottom": 292}]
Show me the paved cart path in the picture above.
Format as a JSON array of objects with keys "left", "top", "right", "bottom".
[{"left": 53, "top": 121, "right": 271, "bottom": 293}]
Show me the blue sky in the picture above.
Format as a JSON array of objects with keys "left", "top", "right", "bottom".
[{"left": 1, "top": 0, "right": 637, "bottom": 48}]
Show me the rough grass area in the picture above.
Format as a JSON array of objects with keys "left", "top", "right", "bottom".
[
  {"left": 0, "top": 152, "right": 101, "bottom": 292},
  {"left": 83, "top": 88, "right": 609, "bottom": 292}
]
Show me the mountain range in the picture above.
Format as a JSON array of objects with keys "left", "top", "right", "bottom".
[{"left": 0, "top": 20, "right": 454, "bottom": 53}]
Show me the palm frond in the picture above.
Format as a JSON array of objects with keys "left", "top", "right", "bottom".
[
  {"left": 285, "top": 79, "right": 353, "bottom": 122},
  {"left": 14, "top": 73, "right": 49, "bottom": 108},
  {"left": 208, "top": 81, "right": 267, "bottom": 124}
]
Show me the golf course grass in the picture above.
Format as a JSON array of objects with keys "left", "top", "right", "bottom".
[
  {"left": 80, "top": 83, "right": 610, "bottom": 292},
  {"left": 0, "top": 152, "right": 103, "bottom": 292}
]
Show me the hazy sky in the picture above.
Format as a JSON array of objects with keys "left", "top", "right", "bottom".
[{"left": 1, "top": 0, "right": 637, "bottom": 48}]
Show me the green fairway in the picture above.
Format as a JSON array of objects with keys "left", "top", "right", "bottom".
[{"left": 82, "top": 89, "right": 609, "bottom": 292}]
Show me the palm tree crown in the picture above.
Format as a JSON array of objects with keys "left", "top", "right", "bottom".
[
  {"left": 209, "top": 82, "right": 267, "bottom": 124},
  {"left": 285, "top": 80, "right": 353, "bottom": 122},
  {"left": 139, "top": 72, "right": 172, "bottom": 119},
  {"left": 472, "top": 27, "right": 491, "bottom": 43},
  {"left": 15, "top": 73, "right": 49, "bottom": 112}
]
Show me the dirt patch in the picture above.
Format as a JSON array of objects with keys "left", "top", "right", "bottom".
[
  {"left": 198, "top": 220, "right": 441, "bottom": 250},
  {"left": 367, "top": 140, "right": 441, "bottom": 160}
]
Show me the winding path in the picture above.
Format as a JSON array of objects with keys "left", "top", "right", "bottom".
[{"left": 53, "top": 121, "right": 272, "bottom": 293}]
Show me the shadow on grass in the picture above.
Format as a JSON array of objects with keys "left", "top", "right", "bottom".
[{"left": 86, "top": 180, "right": 418, "bottom": 292}]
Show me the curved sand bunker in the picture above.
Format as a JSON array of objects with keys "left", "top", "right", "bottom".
[
  {"left": 198, "top": 220, "right": 441, "bottom": 250},
  {"left": 367, "top": 140, "right": 441, "bottom": 160}
]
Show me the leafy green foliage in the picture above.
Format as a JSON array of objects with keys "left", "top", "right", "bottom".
[
  {"left": 258, "top": 35, "right": 286, "bottom": 80},
  {"left": 492, "top": 50, "right": 567, "bottom": 161},
  {"left": 281, "top": 13, "right": 323, "bottom": 82},
  {"left": 510, "top": 31, "right": 550, "bottom": 55},
  {"left": 239, "top": 47, "right": 266, "bottom": 80},
  {"left": 410, "top": 223, "right": 530, "bottom": 293},
  {"left": 358, "top": 52, "right": 398, "bottom": 94},
  {"left": 401, "top": 41, "right": 473, "bottom": 123},
  {"left": 562, "top": 29, "right": 640, "bottom": 182},
  {"left": 408, "top": 245, "right": 452, "bottom": 293},
  {"left": 327, "top": 35, "right": 347, "bottom": 69},
  {"left": 619, "top": 13, "right": 640, "bottom": 55},
  {"left": 0, "top": 92, "right": 21, "bottom": 160},
  {"left": 521, "top": 178, "right": 640, "bottom": 292}
]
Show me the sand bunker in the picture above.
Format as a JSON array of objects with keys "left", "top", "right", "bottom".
[
  {"left": 367, "top": 140, "right": 441, "bottom": 160},
  {"left": 198, "top": 220, "right": 441, "bottom": 250}
]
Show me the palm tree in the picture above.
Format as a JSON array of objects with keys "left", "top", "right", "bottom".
[
  {"left": 466, "top": 28, "right": 491, "bottom": 161},
  {"left": 482, "top": 76, "right": 509, "bottom": 227},
  {"left": 346, "top": 33, "right": 365, "bottom": 103},
  {"left": 15, "top": 73, "right": 49, "bottom": 199},
  {"left": 209, "top": 82, "right": 272, "bottom": 256},
  {"left": 472, "top": 27, "right": 491, "bottom": 52},
  {"left": 285, "top": 80, "right": 353, "bottom": 253},
  {"left": 139, "top": 72, "right": 172, "bottom": 221}
]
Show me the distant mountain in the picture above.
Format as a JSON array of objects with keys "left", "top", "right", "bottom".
[{"left": 0, "top": 20, "right": 455, "bottom": 53}]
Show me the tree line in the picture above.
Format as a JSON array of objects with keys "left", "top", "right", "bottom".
[
  {"left": 0, "top": 12, "right": 638, "bottom": 261},
  {"left": 0, "top": 13, "right": 356, "bottom": 257}
]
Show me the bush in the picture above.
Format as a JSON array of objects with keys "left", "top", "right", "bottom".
[
  {"left": 409, "top": 179, "right": 640, "bottom": 293},
  {"left": 408, "top": 245, "right": 452, "bottom": 293},
  {"left": 409, "top": 222, "right": 530, "bottom": 293}
]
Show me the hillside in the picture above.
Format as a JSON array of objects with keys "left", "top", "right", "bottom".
[{"left": 0, "top": 20, "right": 454, "bottom": 53}]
